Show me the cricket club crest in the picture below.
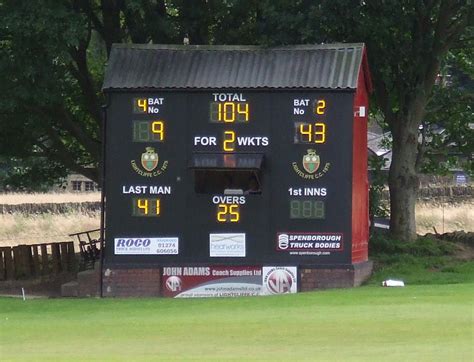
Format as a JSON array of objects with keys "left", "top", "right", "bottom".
[
  {"left": 131, "top": 147, "right": 168, "bottom": 177},
  {"left": 292, "top": 149, "right": 330, "bottom": 180},
  {"left": 302, "top": 149, "right": 320, "bottom": 174},
  {"left": 141, "top": 147, "right": 159, "bottom": 171}
]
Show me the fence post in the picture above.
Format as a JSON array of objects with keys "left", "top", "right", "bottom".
[
  {"left": 4, "top": 248, "right": 14, "bottom": 280},
  {"left": 0, "top": 248, "right": 5, "bottom": 280},
  {"left": 51, "top": 243, "right": 61, "bottom": 274},
  {"left": 66, "top": 242, "right": 76, "bottom": 272},
  {"left": 40, "top": 244, "right": 49, "bottom": 275},
  {"left": 32, "top": 245, "right": 41, "bottom": 276},
  {"left": 60, "top": 242, "right": 68, "bottom": 272}
]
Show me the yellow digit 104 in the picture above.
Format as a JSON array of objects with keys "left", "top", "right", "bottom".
[
  {"left": 299, "top": 123, "right": 326, "bottom": 143},
  {"left": 217, "top": 204, "right": 240, "bottom": 222},
  {"left": 217, "top": 102, "right": 249, "bottom": 122},
  {"left": 151, "top": 121, "right": 164, "bottom": 141}
]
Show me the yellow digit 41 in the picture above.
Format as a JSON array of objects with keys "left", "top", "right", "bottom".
[{"left": 137, "top": 198, "right": 149, "bottom": 215}]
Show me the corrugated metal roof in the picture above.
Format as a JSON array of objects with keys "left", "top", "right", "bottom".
[{"left": 102, "top": 43, "right": 366, "bottom": 90}]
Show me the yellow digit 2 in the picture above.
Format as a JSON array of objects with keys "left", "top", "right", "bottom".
[
  {"left": 217, "top": 204, "right": 227, "bottom": 222},
  {"left": 316, "top": 100, "right": 326, "bottom": 115},
  {"left": 223, "top": 130, "right": 235, "bottom": 151},
  {"left": 151, "top": 121, "right": 164, "bottom": 141},
  {"left": 137, "top": 99, "right": 147, "bottom": 113}
]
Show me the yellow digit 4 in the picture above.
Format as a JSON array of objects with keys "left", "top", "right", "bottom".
[
  {"left": 137, "top": 99, "right": 147, "bottom": 113},
  {"left": 299, "top": 123, "right": 313, "bottom": 142},
  {"left": 237, "top": 103, "right": 249, "bottom": 121},
  {"left": 137, "top": 198, "right": 149, "bottom": 215}
]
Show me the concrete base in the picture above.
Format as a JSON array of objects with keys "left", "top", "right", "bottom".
[{"left": 300, "top": 261, "right": 373, "bottom": 291}]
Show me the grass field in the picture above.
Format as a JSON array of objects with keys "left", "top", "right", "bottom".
[{"left": 0, "top": 283, "right": 472, "bottom": 361}]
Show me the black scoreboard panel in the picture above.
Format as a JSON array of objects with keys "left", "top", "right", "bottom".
[{"left": 104, "top": 91, "right": 354, "bottom": 266}]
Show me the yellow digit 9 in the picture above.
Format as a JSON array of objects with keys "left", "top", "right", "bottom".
[
  {"left": 316, "top": 100, "right": 326, "bottom": 115},
  {"left": 137, "top": 198, "right": 149, "bottom": 215},
  {"left": 137, "top": 99, "right": 147, "bottom": 113},
  {"left": 314, "top": 123, "right": 326, "bottom": 143},
  {"left": 151, "top": 121, "right": 164, "bottom": 141},
  {"left": 223, "top": 130, "right": 236, "bottom": 151}
]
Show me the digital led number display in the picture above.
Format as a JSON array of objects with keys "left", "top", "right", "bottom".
[
  {"left": 132, "top": 197, "right": 161, "bottom": 217},
  {"left": 294, "top": 122, "right": 326, "bottom": 144},
  {"left": 133, "top": 120, "right": 165, "bottom": 142},
  {"left": 289, "top": 199, "right": 325, "bottom": 219},
  {"left": 210, "top": 102, "right": 249, "bottom": 123},
  {"left": 217, "top": 204, "right": 240, "bottom": 222}
]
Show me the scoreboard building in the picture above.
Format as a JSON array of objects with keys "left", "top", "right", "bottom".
[{"left": 101, "top": 44, "right": 373, "bottom": 297}]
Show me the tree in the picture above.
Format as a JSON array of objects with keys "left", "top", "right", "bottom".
[
  {"left": 323, "top": 1, "right": 473, "bottom": 241},
  {"left": 0, "top": 0, "right": 259, "bottom": 189}
]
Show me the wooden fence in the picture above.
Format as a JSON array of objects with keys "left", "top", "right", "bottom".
[{"left": 0, "top": 242, "right": 76, "bottom": 280}]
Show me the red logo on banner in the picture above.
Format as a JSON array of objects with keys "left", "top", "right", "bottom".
[{"left": 266, "top": 269, "right": 293, "bottom": 294}]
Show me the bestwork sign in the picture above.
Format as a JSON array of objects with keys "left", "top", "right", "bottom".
[{"left": 162, "top": 266, "right": 297, "bottom": 298}]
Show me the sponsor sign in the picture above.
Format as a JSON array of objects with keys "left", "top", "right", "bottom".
[
  {"left": 162, "top": 266, "right": 298, "bottom": 298},
  {"left": 262, "top": 266, "right": 297, "bottom": 295},
  {"left": 209, "top": 233, "right": 246, "bottom": 257},
  {"left": 276, "top": 232, "right": 343, "bottom": 256},
  {"left": 114, "top": 237, "right": 178, "bottom": 255}
]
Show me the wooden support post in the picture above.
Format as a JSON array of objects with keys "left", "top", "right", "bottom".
[
  {"left": 13, "top": 246, "right": 24, "bottom": 278},
  {"left": 60, "top": 242, "right": 68, "bottom": 272},
  {"left": 0, "top": 248, "right": 5, "bottom": 281},
  {"left": 40, "top": 244, "right": 49, "bottom": 275},
  {"left": 66, "top": 242, "right": 76, "bottom": 272},
  {"left": 51, "top": 243, "right": 61, "bottom": 274},
  {"left": 24, "top": 245, "right": 33, "bottom": 278},
  {"left": 32, "top": 245, "right": 41, "bottom": 276},
  {"left": 4, "top": 248, "right": 14, "bottom": 280}
]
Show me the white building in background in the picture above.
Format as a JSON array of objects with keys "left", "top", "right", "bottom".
[{"left": 60, "top": 174, "right": 99, "bottom": 192}]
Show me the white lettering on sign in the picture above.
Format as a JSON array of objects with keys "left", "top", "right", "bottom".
[
  {"left": 194, "top": 136, "right": 217, "bottom": 146},
  {"left": 122, "top": 185, "right": 172, "bottom": 195},
  {"left": 212, "top": 93, "right": 247, "bottom": 102},
  {"left": 212, "top": 196, "right": 246, "bottom": 204},
  {"left": 293, "top": 99, "right": 309, "bottom": 106},
  {"left": 288, "top": 187, "right": 327, "bottom": 197},
  {"left": 148, "top": 98, "right": 164, "bottom": 105},
  {"left": 236, "top": 136, "right": 269, "bottom": 146}
]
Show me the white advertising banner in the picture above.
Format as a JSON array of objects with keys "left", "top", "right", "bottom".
[
  {"left": 209, "top": 233, "right": 246, "bottom": 257},
  {"left": 114, "top": 237, "right": 178, "bottom": 255},
  {"left": 261, "top": 266, "right": 298, "bottom": 295}
]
